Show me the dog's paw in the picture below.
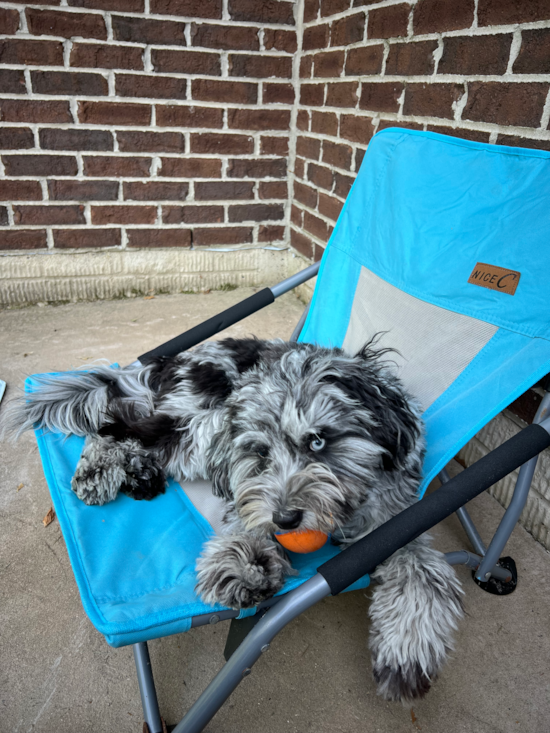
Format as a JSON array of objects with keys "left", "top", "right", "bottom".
[
  {"left": 72, "top": 455, "right": 125, "bottom": 505},
  {"left": 196, "top": 535, "right": 289, "bottom": 608}
]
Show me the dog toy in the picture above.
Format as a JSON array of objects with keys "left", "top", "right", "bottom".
[{"left": 274, "top": 529, "right": 328, "bottom": 554}]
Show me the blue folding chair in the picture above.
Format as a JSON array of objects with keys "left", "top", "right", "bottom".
[{"left": 32, "top": 128, "right": 550, "bottom": 733}]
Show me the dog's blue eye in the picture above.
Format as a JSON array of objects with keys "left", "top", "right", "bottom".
[
  {"left": 310, "top": 437, "right": 325, "bottom": 452},
  {"left": 257, "top": 446, "right": 269, "bottom": 458}
]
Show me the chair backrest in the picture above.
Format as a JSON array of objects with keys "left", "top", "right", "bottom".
[{"left": 300, "top": 128, "right": 550, "bottom": 494}]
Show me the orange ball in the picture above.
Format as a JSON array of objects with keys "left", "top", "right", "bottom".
[{"left": 275, "top": 529, "right": 328, "bottom": 554}]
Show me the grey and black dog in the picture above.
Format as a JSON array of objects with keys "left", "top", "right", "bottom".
[{"left": 5, "top": 337, "right": 463, "bottom": 703}]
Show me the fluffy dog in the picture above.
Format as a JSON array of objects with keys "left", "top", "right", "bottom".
[{"left": 5, "top": 337, "right": 463, "bottom": 702}]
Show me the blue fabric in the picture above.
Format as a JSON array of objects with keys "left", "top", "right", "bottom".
[
  {"left": 34, "top": 406, "right": 369, "bottom": 648},
  {"left": 301, "top": 128, "right": 550, "bottom": 495}
]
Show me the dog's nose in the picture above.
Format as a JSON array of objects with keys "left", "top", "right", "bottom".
[{"left": 273, "top": 509, "right": 303, "bottom": 530}]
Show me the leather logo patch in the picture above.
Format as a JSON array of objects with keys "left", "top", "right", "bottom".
[{"left": 468, "top": 263, "right": 521, "bottom": 296}]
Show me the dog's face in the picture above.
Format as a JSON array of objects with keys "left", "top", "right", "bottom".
[{"left": 207, "top": 345, "right": 423, "bottom": 537}]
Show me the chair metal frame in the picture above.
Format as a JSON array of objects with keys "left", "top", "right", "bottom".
[{"left": 121, "top": 263, "right": 550, "bottom": 733}]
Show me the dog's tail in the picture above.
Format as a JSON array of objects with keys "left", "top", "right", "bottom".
[{"left": 1, "top": 362, "right": 154, "bottom": 438}]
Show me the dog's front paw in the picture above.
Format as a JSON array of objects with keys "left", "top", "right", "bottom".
[
  {"left": 196, "top": 535, "right": 289, "bottom": 608},
  {"left": 72, "top": 450, "right": 126, "bottom": 505}
]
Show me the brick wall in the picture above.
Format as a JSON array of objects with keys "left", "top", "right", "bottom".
[
  {"left": 0, "top": 0, "right": 296, "bottom": 254},
  {"left": 291, "top": 0, "right": 550, "bottom": 261}
]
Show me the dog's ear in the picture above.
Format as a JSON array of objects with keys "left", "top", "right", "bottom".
[
  {"left": 322, "top": 347, "right": 421, "bottom": 471},
  {"left": 206, "top": 419, "right": 234, "bottom": 500}
]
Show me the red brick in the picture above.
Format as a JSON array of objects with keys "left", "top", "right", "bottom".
[
  {"left": 190, "top": 133, "right": 253, "bottom": 155},
  {"left": 229, "top": 0, "right": 294, "bottom": 25},
  {"left": 314, "top": 242, "right": 325, "bottom": 262},
  {"left": 326, "top": 82, "right": 358, "bottom": 108},
  {"left": 334, "top": 171, "right": 354, "bottom": 199},
  {"left": 403, "top": 83, "right": 463, "bottom": 119},
  {"left": 117, "top": 131, "right": 185, "bottom": 154},
  {"left": 0, "top": 229, "right": 47, "bottom": 250},
  {"left": 69, "top": 0, "right": 144, "bottom": 10},
  {"left": 294, "top": 157, "right": 305, "bottom": 178},
  {"left": 386, "top": 40, "right": 438, "bottom": 76},
  {"left": 91, "top": 205, "right": 156, "bottom": 225},
  {"left": 127, "top": 229, "right": 192, "bottom": 247},
  {"left": 125, "top": 182, "right": 190, "bottom": 201},
  {"left": 439, "top": 34, "right": 511, "bottom": 75},
  {"left": 0, "top": 99, "right": 70, "bottom": 123},
  {"left": 152, "top": 49, "right": 220, "bottom": 75},
  {"left": 49, "top": 179, "right": 119, "bottom": 200},
  {"left": 263, "top": 83, "right": 294, "bottom": 104},
  {"left": 322, "top": 140, "right": 352, "bottom": 170},
  {"left": 3, "top": 154, "right": 77, "bottom": 177},
  {"left": 320, "top": 0, "right": 348, "bottom": 17},
  {"left": 368, "top": 4, "right": 409, "bottom": 39},
  {"left": 376, "top": 119, "right": 424, "bottom": 132},
  {"left": 496, "top": 135, "right": 550, "bottom": 152},
  {"left": 229, "top": 203, "right": 284, "bottom": 222},
  {"left": 294, "top": 180, "right": 317, "bottom": 209},
  {"left": 228, "top": 158, "right": 287, "bottom": 178},
  {"left": 514, "top": 29, "right": 550, "bottom": 75},
  {"left": 304, "top": 210, "right": 328, "bottom": 241},
  {"left": 0, "top": 8, "right": 20, "bottom": 35},
  {"left": 291, "top": 204, "right": 303, "bottom": 226},
  {"left": 464, "top": 83, "right": 549, "bottom": 128},
  {"left": 259, "top": 181, "right": 287, "bottom": 199},
  {"left": 290, "top": 228, "right": 313, "bottom": 259},
  {"left": 112, "top": 16, "right": 186, "bottom": 45},
  {"left": 84, "top": 156, "right": 151, "bottom": 177},
  {"left": 39, "top": 128, "right": 113, "bottom": 151},
  {"left": 331, "top": 13, "right": 365, "bottom": 47},
  {"left": 308, "top": 162, "right": 333, "bottom": 190},
  {"left": 356, "top": 147, "right": 366, "bottom": 169},
  {"left": 31, "top": 70, "right": 107, "bottom": 96},
  {"left": 296, "top": 136, "right": 321, "bottom": 161},
  {"left": 156, "top": 105, "right": 223, "bottom": 129},
  {"left": 0, "top": 127, "right": 34, "bottom": 150},
  {"left": 340, "top": 114, "right": 374, "bottom": 144},
  {"left": 0, "top": 180, "right": 42, "bottom": 201},
  {"left": 303, "top": 24, "right": 330, "bottom": 52},
  {"left": 0, "top": 69, "right": 25, "bottom": 95},
  {"left": 54, "top": 228, "right": 121, "bottom": 248},
  {"left": 79, "top": 101, "right": 151, "bottom": 126},
  {"left": 260, "top": 136, "right": 289, "bottom": 155},
  {"left": 71, "top": 43, "right": 144, "bottom": 70},
  {"left": 163, "top": 205, "right": 223, "bottom": 224},
  {"left": 150, "top": 0, "right": 222, "bottom": 18},
  {"left": 258, "top": 225, "right": 285, "bottom": 242},
  {"left": 304, "top": 0, "right": 319, "bottom": 23},
  {"left": 195, "top": 181, "right": 254, "bottom": 200},
  {"left": 159, "top": 157, "right": 222, "bottom": 177},
  {"left": 0, "top": 207, "right": 7, "bottom": 225},
  {"left": 229, "top": 54, "right": 292, "bottom": 78},
  {"left": 318, "top": 192, "right": 343, "bottom": 221},
  {"left": 116, "top": 74, "right": 187, "bottom": 100},
  {"left": 26, "top": 8, "right": 107, "bottom": 40},
  {"left": 13, "top": 204, "right": 85, "bottom": 225},
  {"left": 345, "top": 45, "right": 383, "bottom": 75},
  {"left": 192, "top": 78, "right": 257, "bottom": 104},
  {"left": 191, "top": 23, "right": 259, "bottom": 51},
  {"left": 264, "top": 29, "right": 297, "bottom": 53},
  {"left": 426, "top": 125, "right": 491, "bottom": 143},
  {"left": 311, "top": 111, "right": 338, "bottom": 136},
  {"left": 193, "top": 226, "right": 252, "bottom": 245},
  {"left": 227, "top": 108, "right": 291, "bottom": 131},
  {"left": 414, "top": 0, "right": 474, "bottom": 34},
  {"left": 297, "top": 110, "right": 309, "bottom": 131},
  {"left": 313, "top": 50, "right": 344, "bottom": 78},
  {"left": 359, "top": 82, "right": 403, "bottom": 112},
  {"left": 300, "top": 55, "right": 313, "bottom": 78},
  {"left": 300, "top": 84, "right": 324, "bottom": 106},
  {"left": 0, "top": 39, "right": 63, "bottom": 66},
  {"left": 478, "top": 0, "right": 550, "bottom": 26}
]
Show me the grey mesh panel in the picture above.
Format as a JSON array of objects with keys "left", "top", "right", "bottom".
[
  {"left": 342, "top": 267, "right": 498, "bottom": 412},
  {"left": 180, "top": 479, "right": 226, "bottom": 535}
]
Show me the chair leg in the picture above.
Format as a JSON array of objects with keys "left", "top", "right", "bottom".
[
  {"left": 439, "top": 468, "right": 487, "bottom": 555},
  {"left": 134, "top": 642, "right": 164, "bottom": 733}
]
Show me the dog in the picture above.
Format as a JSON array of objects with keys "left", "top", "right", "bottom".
[{"left": 4, "top": 337, "right": 463, "bottom": 703}]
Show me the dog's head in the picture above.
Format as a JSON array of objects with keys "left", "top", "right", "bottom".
[{"left": 207, "top": 342, "right": 424, "bottom": 537}]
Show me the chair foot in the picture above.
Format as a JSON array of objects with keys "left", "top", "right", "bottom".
[
  {"left": 142, "top": 718, "right": 168, "bottom": 733},
  {"left": 473, "top": 556, "right": 518, "bottom": 595}
]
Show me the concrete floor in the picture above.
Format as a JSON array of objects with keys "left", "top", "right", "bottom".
[{"left": 1, "top": 290, "right": 550, "bottom": 733}]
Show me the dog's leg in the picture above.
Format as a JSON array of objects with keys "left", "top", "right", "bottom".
[
  {"left": 72, "top": 434, "right": 165, "bottom": 506},
  {"left": 195, "top": 533, "right": 291, "bottom": 608},
  {"left": 368, "top": 534, "right": 463, "bottom": 703}
]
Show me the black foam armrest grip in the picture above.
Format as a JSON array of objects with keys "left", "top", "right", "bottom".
[
  {"left": 138, "top": 288, "right": 275, "bottom": 363},
  {"left": 318, "top": 423, "right": 550, "bottom": 596}
]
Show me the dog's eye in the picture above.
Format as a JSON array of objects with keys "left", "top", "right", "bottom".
[
  {"left": 257, "top": 446, "right": 269, "bottom": 458},
  {"left": 309, "top": 436, "right": 326, "bottom": 452}
]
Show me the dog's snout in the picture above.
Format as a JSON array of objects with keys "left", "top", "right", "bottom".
[{"left": 273, "top": 509, "right": 303, "bottom": 530}]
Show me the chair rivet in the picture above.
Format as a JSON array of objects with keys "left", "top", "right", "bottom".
[
  {"left": 484, "top": 572, "right": 491, "bottom": 580},
  {"left": 242, "top": 668, "right": 252, "bottom": 678},
  {"left": 261, "top": 644, "right": 270, "bottom": 653},
  {"left": 209, "top": 614, "right": 220, "bottom": 624}
]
